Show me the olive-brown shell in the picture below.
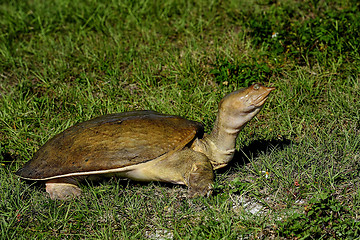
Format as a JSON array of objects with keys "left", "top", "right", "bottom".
[{"left": 16, "top": 111, "right": 204, "bottom": 180}]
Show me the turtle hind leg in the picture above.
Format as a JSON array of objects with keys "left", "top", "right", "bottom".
[
  {"left": 45, "top": 178, "right": 82, "bottom": 200},
  {"left": 186, "top": 154, "right": 214, "bottom": 198}
]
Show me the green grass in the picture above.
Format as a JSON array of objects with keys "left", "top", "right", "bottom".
[{"left": 1, "top": 0, "right": 359, "bottom": 238}]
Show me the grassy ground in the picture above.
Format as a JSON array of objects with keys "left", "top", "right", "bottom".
[{"left": 1, "top": 0, "right": 359, "bottom": 238}]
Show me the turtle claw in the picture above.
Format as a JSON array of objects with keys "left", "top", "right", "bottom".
[{"left": 188, "top": 183, "right": 213, "bottom": 198}]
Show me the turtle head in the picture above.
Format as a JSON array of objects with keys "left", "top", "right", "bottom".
[
  {"left": 196, "top": 83, "right": 275, "bottom": 169},
  {"left": 217, "top": 83, "right": 275, "bottom": 133}
]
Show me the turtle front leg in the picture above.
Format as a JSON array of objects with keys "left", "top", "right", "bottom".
[
  {"left": 45, "top": 178, "right": 82, "bottom": 200},
  {"left": 186, "top": 155, "right": 214, "bottom": 198}
]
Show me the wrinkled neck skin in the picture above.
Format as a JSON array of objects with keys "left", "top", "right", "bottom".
[{"left": 192, "top": 107, "right": 262, "bottom": 169}]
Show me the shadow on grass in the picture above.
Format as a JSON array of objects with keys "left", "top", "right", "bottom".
[
  {"left": 217, "top": 137, "right": 293, "bottom": 174},
  {"left": 0, "top": 147, "right": 18, "bottom": 166}
]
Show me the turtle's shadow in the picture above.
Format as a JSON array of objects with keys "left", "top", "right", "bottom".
[{"left": 216, "top": 137, "right": 292, "bottom": 174}]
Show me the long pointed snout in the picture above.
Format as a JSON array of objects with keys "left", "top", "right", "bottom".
[
  {"left": 264, "top": 85, "right": 276, "bottom": 93},
  {"left": 251, "top": 83, "right": 276, "bottom": 94},
  {"left": 249, "top": 83, "right": 275, "bottom": 107},
  {"left": 266, "top": 86, "right": 276, "bottom": 91}
]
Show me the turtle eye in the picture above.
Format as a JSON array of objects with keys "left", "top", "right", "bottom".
[{"left": 253, "top": 84, "right": 260, "bottom": 90}]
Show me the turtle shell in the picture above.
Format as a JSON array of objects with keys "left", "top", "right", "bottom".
[{"left": 16, "top": 111, "right": 204, "bottom": 180}]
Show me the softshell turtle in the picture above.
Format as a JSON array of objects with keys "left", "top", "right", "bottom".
[{"left": 16, "top": 83, "right": 275, "bottom": 199}]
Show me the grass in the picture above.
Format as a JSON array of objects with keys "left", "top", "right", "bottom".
[{"left": 1, "top": 0, "right": 359, "bottom": 238}]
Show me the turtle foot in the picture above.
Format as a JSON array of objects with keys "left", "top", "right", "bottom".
[
  {"left": 188, "top": 182, "right": 213, "bottom": 198},
  {"left": 45, "top": 179, "right": 82, "bottom": 200},
  {"left": 187, "top": 161, "right": 214, "bottom": 198}
]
